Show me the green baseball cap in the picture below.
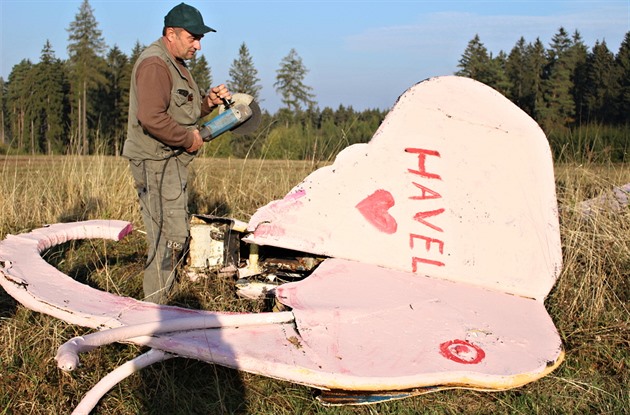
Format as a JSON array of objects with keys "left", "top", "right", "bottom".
[{"left": 164, "top": 3, "right": 216, "bottom": 35}]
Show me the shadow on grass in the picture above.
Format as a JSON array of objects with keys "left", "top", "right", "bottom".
[
  {"left": 0, "top": 285, "right": 17, "bottom": 318},
  {"left": 140, "top": 359, "right": 248, "bottom": 415}
]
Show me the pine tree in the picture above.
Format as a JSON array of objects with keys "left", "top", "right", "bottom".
[
  {"left": 584, "top": 40, "right": 619, "bottom": 123},
  {"left": 0, "top": 77, "right": 5, "bottom": 147},
  {"left": 541, "top": 27, "right": 576, "bottom": 128},
  {"left": 568, "top": 31, "right": 589, "bottom": 123},
  {"left": 32, "top": 40, "right": 67, "bottom": 154},
  {"left": 5, "top": 59, "right": 34, "bottom": 151},
  {"left": 66, "top": 0, "right": 107, "bottom": 154},
  {"left": 189, "top": 54, "right": 212, "bottom": 93},
  {"left": 523, "top": 38, "right": 548, "bottom": 120},
  {"left": 274, "top": 48, "right": 316, "bottom": 113},
  {"left": 489, "top": 51, "right": 511, "bottom": 96},
  {"left": 615, "top": 32, "right": 630, "bottom": 123},
  {"left": 506, "top": 37, "right": 529, "bottom": 109},
  {"left": 227, "top": 43, "right": 262, "bottom": 101},
  {"left": 98, "top": 45, "right": 130, "bottom": 155},
  {"left": 456, "top": 34, "right": 493, "bottom": 84},
  {"left": 129, "top": 40, "right": 145, "bottom": 66},
  {"left": 224, "top": 43, "right": 263, "bottom": 159}
]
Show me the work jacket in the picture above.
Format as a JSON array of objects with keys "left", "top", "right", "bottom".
[{"left": 123, "top": 38, "right": 203, "bottom": 161}]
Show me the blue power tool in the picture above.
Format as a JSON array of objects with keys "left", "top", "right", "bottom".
[{"left": 199, "top": 93, "right": 261, "bottom": 142}]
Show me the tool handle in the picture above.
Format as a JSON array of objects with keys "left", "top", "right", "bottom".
[{"left": 222, "top": 97, "right": 234, "bottom": 109}]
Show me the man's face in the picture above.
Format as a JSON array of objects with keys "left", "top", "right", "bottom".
[{"left": 167, "top": 28, "right": 203, "bottom": 60}]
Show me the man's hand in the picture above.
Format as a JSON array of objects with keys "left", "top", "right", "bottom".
[
  {"left": 206, "top": 84, "right": 232, "bottom": 107},
  {"left": 186, "top": 129, "right": 204, "bottom": 153}
]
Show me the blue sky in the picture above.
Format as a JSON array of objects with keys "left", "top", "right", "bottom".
[{"left": 1, "top": 0, "right": 628, "bottom": 112}]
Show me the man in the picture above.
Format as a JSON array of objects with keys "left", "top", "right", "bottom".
[{"left": 123, "top": 2, "right": 231, "bottom": 303}]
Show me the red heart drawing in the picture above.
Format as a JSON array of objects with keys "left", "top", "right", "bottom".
[{"left": 355, "top": 189, "right": 398, "bottom": 234}]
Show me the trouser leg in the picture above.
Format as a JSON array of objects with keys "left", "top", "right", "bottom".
[{"left": 129, "top": 157, "right": 190, "bottom": 304}]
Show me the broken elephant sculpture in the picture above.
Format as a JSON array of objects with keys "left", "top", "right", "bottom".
[{"left": 0, "top": 76, "right": 564, "bottom": 413}]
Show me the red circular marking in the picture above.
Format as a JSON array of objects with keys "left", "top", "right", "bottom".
[{"left": 439, "top": 339, "right": 485, "bottom": 364}]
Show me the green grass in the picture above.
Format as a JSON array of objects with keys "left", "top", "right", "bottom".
[{"left": 0, "top": 155, "right": 628, "bottom": 414}]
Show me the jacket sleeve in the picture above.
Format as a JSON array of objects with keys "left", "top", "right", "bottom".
[{"left": 134, "top": 57, "right": 195, "bottom": 149}]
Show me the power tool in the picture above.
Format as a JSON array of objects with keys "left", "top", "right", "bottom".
[{"left": 199, "top": 93, "right": 262, "bottom": 142}]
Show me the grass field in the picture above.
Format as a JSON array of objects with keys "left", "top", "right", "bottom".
[{"left": 0, "top": 155, "right": 628, "bottom": 415}]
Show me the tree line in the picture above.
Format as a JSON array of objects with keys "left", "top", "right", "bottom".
[
  {"left": 457, "top": 29, "right": 630, "bottom": 161},
  {"left": 0, "top": 0, "right": 628, "bottom": 162}
]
